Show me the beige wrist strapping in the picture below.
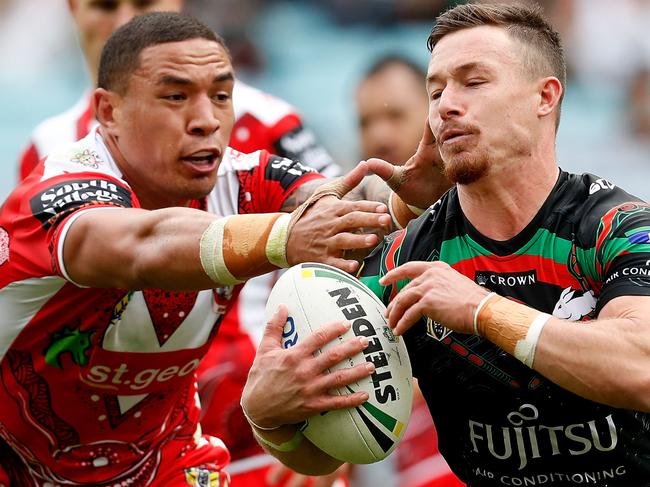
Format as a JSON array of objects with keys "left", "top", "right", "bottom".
[
  {"left": 200, "top": 213, "right": 291, "bottom": 286},
  {"left": 474, "top": 294, "right": 551, "bottom": 368},
  {"left": 388, "top": 192, "right": 426, "bottom": 229}
]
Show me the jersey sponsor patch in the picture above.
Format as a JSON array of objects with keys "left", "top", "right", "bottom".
[
  {"left": 264, "top": 155, "right": 317, "bottom": 191},
  {"left": 30, "top": 178, "right": 132, "bottom": 228}
]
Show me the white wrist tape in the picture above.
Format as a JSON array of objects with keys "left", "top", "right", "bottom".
[
  {"left": 514, "top": 313, "right": 551, "bottom": 368},
  {"left": 199, "top": 217, "right": 243, "bottom": 286},
  {"left": 265, "top": 213, "right": 291, "bottom": 268},
  {"left": 406, "top": 203, "right": 426, "bottom": 216},
  {"left": 388, "top": 193, "right": 404, "bottom": 230},
  {"left": 473, "top": 292, "right": 497, "bottom": 335}
]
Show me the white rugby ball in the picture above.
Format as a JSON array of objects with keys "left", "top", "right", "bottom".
[{"left": 264, "top": 262, "right": 412, "bottom": 464}]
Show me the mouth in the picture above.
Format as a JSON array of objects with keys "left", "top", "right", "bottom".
[
  {"left": 180, "top": 149, "right": 220, "bottom": 173},
  {"left": 439, "top": 128, "right": 470, "bottom": 145}
]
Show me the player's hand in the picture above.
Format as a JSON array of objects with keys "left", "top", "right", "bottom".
[
  {"left": 266, "top": 461, "right": 349, "bottom": 487},
  {"left": 366, "top": 118, "right": 452, "bottom": 210},
  {"left": 241, "top": 305, "right": 375, "bottom": 429},
  {"left": 286, "top": 162, "right": 391, "bottom": 273},
  {"left": 379, "top": 261, "right": 491, "bottom": 335}
]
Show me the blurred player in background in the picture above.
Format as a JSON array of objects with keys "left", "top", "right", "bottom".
[
  {"left": 354, "top": 54, "right": 464, "bottom": 487},
  {"left": 16, "top": 1, "right": 346, "bottom": 486},
  {"left": 356, "top": 55, "right": 429, "bottom": 167}
]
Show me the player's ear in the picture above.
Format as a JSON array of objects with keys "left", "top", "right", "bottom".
[
  {"left": 94, "top": 88, "right": 121, "bottom": 135},
  {"left": 537, "top": 76, "right": 562, "bottom": 119}
]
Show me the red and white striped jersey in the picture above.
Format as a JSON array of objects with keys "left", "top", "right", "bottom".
[{"left": 0, "top": 128, "right": 322, "bottom": 486}]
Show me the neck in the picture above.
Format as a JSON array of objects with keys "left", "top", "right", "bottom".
[{"left": 458, "top": 152, "right": 559, "bottom": 241}]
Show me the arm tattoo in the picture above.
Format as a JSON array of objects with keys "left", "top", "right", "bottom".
[
  {"left": 280, "top": 179, "right": 329, "bottom": 212},
  {"left": 345, "top": 175, "right": 392, "bottom": 207}
]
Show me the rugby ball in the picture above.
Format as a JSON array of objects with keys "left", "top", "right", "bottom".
[{"left": 264, "top": 262, "right": 412, "bottom": 464}]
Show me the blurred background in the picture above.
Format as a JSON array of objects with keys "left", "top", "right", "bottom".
[{"left": 1, "top": 0, "right": 649, "bottom": 201}]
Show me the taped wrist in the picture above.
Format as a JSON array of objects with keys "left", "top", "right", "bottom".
[
  {"left": 288, "top": 177, "right": 352, "bottom": 235},
  {"left": 253, "top": 425, "right": 306, "bottom": 453},
  {"left": 388, "top": 192, "right": 426, "bottom": 229},
  {"left": 200, "top": 213, "right": 291, "bottom": 285},
  {"left": 475, "top": 294, "right": 551, "bottom": 368}
]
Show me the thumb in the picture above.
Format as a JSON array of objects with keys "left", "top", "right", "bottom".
[
  {"left": 260, "top": 304, "right": 290, "bottom": 351},
  {"left": 365, "top": 157, "right": 395, "bottom": 182},
  {"left": 420, "top": 116, "right": 435, "bottom": 146},
  {"left": 339, "top": 160, "right": 368, "bottom": 194}
]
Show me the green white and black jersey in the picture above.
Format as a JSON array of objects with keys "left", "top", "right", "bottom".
[{"left": 359, "top": 171, "right": 650, "bottom": 487}]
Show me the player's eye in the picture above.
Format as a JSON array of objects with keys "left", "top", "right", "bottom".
[
  {"left": 89, "top": 0, "right": 119, "bottom": 11},
  {"left": 163, "top": 93, "right": 186, "bottom": 101}
]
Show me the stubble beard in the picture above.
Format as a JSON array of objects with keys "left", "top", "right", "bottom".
[{"left": 441, "top": 146, "right": 490, "bottom": 185}]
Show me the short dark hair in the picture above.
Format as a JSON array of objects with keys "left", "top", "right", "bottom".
[
  {"left": 363, "top": 54, "right": 427, "bottom": 83},
  {"left": 428, "top": 2, "right": 566, "bottom": 126},
  {"left": 98, "top": 12, "right": 228, "bottom": 93}
]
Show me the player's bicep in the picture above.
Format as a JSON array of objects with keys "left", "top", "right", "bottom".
[{"left": 60, "top": 207, "right": 152, "bottom": 288}]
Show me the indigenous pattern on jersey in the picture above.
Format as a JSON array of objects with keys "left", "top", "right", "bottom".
[
  {"left": 0, "top": 129, "right": 322, "bottom": 486},
  {"left": 359, "top": 171, "right": 650, "bottom": 487}
]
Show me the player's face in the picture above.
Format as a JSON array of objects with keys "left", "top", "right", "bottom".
[
  {"left": 108, "top": 38, "right": 234, "bottom": 208},
  {"left": 69, "top": 0, "right": 183, "bottom": 80},
  {"left": 426, "top": 25, "right": 540, "bottom": 185},
  {"left": 357, "top": 65, "right": 428, "bottom": 165}
]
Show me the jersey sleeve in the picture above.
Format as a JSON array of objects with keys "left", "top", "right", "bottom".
[
  {"left": 246, "top": 150, "right": 325, "bottom": 213},
  {"left": 578, "top": 201, "right": 650, "bottom": 312},
  {"left": 1, "top": 172, "right": 135, "bottom": 281}
]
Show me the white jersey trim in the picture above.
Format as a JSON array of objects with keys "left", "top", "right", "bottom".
[{"left": 57, "top": 206, "right": 123, "bottom": 287}]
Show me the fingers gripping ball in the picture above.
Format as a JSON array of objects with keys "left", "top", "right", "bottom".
[{"left": 264, "top": 263, "right": 413, "bottom": 464}]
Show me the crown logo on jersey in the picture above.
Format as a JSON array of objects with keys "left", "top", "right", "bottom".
[
  {"left": 71, "top": 149, "right": 102, "bottom": 169},
  {"left": 475, "top": 272, "right": 489, "bottom": 286}
]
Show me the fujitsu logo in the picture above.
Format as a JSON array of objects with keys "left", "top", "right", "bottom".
[{"left": 468, "top": 404, "right": 618, "bottom": 470}]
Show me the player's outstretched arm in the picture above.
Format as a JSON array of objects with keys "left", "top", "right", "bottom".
[
  {"left": 62, "top": 169, "right": 390, "bottom": 289},
  {"left": 241, "top": 305, "right": 375, "bottom": 474}
]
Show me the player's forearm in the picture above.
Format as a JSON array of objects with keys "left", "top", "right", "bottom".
[
  {"left": 533, "top": 316, "right": 650, "bottom": 411},
  {"left": 64, "top": 207, "right": 286, "bottom": 289},
  {"left": 252, "top": 424, "right": 343, "bottom": 476},
  {"left": 476, "top": 295, "right": 650, "bottom": 411}
]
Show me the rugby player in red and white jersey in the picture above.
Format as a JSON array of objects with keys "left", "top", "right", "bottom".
[
  {"left": 0, "top": 12, "right": 396, "bottom": 486},
  {"left": 17, "top": 2, "right": 347, "bottom": 486}
]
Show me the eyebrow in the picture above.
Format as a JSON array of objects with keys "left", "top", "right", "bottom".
[
  {"left": 426, "top": 62, "right": 491, "bottom": 86},
  {"left": 156, "top": 72, "right": 235, "bottom": 86}
]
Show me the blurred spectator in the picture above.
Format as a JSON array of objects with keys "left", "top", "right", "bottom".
[
  {"left": 356, "top": 55, "right": 428, "bottom": 165},
  {"left": 184, "top": 0, "right": 265, "bottom": 73}
]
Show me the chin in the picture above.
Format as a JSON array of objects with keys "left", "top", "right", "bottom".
[{"left": 443, "top": 153, "right": 489, "bottom": 185}]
